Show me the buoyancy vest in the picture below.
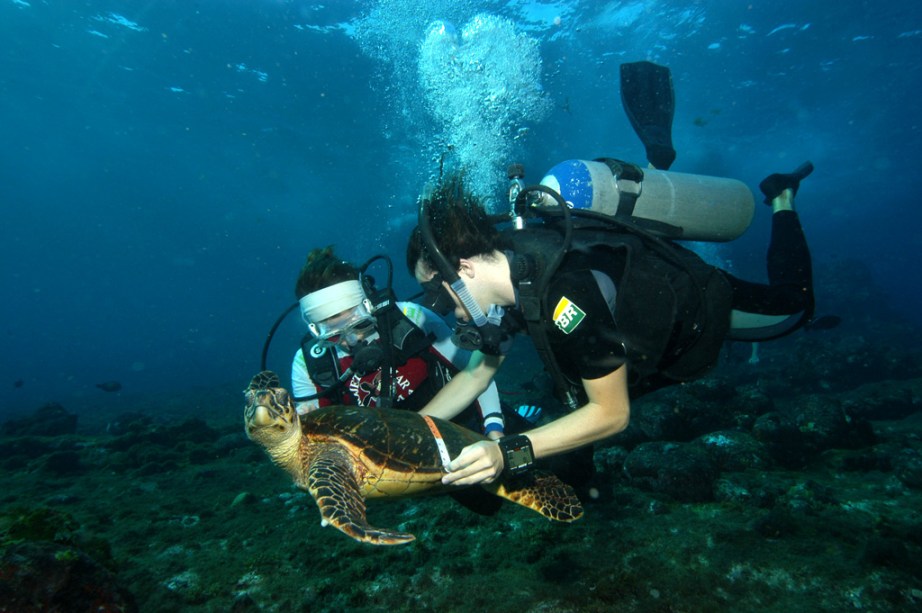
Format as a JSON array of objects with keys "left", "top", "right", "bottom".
[{"left": 506, "top": 217, "right": 734, "bottom": 400}]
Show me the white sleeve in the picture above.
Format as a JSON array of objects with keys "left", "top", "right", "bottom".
[
  {"left": 400, "top": 302, "right": 465, "bottom": 367},
  {"left": 474, "top": 380, "right": 505, "bottom": 436},
  {"left": 291, "top": 348, "right": 320, "bottom": 415},
  {"left": 402, "top": 302, "right": 505, "bottom": 435}
]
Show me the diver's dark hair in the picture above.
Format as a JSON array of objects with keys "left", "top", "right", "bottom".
[
  {"left": 406, "top": 174, "right": 506, "bottom": 276},
  {"left": 295, "top": 246, "right": 358, "bottom": 298}
]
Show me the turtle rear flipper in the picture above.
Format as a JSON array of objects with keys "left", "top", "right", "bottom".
[
  {"left": 321, "top": 518, "right": 415, "bottom": 545},
  {"left": 307, "top": 447, "right": 416, "bottom": 545},
  {"left": 489, "top": 470, "right": 584, "bottom": 522}
]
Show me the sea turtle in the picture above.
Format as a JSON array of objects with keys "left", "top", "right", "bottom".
[{"left": 244, "top": 370, "right": 583, "bottom": 545}]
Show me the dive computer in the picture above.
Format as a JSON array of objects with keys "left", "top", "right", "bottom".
[{"left": 497, "top": 434, "right": 535, "bottom": 477}]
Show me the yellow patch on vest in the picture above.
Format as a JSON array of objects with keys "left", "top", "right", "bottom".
[{"left": 553, "top": 297, "right": 586, "bottom": 334}]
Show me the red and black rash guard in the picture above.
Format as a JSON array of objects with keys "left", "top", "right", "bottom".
[
  {"left": 317, "top": 349, "right": 441, "bottom": 409},
  {"left": 291, "top": 302, "right": 504, "bottom": 435}
]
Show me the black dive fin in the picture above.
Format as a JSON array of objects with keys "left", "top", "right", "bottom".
[
  {"left": 620, "top": 61, "right": 676, "bottom": 170},
  {"left": 758, "top": 161, "right": 814, "bottom": 204}
]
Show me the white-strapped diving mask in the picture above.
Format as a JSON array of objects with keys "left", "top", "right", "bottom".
[
  {"left": 300, "top": 280, "right": 378, "bottom": 348},
  {"left": 311, "top": 303, "right": 377, "bottom": 347}
]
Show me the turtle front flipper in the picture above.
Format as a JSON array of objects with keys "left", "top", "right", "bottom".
[
  {"left": 489, "top": 470, "right": 584, "bottom": 522},
  {"left": 306, "top": 446, "right": 416, "bottom": 546}
]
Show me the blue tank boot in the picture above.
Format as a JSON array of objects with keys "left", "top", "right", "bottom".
[{"left": 515, "top": 405, "right": 543, "bottom": 424}]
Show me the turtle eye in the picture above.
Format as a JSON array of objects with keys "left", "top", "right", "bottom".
[{"left": 275, "top": 389, "right": 291, "bottom": 407}]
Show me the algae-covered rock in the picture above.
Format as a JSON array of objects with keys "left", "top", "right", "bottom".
[
  {"left": 695, "top": 430, "right": 772, "bottom": 472},
  {"left": 0, "top": 541, "right": 137, "bottom": 612},
  {"left": 623, "top": 441, "right": 718, "bottom": 502},
  {"left": 1, "top": 403, "right": 78, "bottom": 437}
]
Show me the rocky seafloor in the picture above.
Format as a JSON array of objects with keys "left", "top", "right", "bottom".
[{"left": 2, "top": 259, "right": 921, "bottom": 612}]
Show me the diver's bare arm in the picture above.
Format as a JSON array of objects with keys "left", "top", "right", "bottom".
[
  {"left": 526, "top": 365, "right": 631, "bottom": 456},
  {"left": 441, "top": 365, "right": 630, "bottom": 486}
]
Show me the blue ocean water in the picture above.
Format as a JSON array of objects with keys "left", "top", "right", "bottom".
[{"left": 1, "top": 0, "right": 920, "bottom": 413}]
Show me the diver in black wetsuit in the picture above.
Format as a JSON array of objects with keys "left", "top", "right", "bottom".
[
  {"left": 399, "top": 59, "right": 816, "bottom": 488},
  {"left": 403, "top": 163, "right": 814, "bottom": 488}
]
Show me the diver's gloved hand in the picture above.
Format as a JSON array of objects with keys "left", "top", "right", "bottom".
[
  {"left": 759, "top": 161, "right": 814, "bottom": 204},
  {"left": 515, "top": 405, "right": 543, "bottom": 424}
]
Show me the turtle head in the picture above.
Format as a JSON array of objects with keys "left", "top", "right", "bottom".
[{"left": 244, "top": 372, "right": 301, "bottom": 453}]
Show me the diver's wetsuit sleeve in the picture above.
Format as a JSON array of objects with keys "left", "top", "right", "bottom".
[
  {"left": 291, "top": 349, "right": 320, "bottom": 414},
  {"left": 402, "top": 302, "right": 504, "bottom": 434},
  {"left": 544, "top": 269, "right": 627, "bottom": 381},
  {"left": 402, "top": 301, "right": 453, "bottom": 355}
]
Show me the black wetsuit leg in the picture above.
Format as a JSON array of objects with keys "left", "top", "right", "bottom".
[{"left": 724, "top": 211, "right": 815, "bottom": 341}]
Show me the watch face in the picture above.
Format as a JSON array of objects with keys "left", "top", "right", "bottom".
[{"left": 506, "top": 446, "right": 533, "bottom": 469}]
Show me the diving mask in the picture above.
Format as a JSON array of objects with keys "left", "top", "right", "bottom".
[
  {"left": 300, "top": 279, "right": 377, "bottom": 347},
  {"left": 308, "top": 302, "right": 377, "bottom": 348},
  {"left": 420, "top": 272, "right": 456, "bottom": 316}
]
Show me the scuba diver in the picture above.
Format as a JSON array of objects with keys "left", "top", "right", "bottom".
[
  {"left": 404, "top": 61, "right": 817, "bottom": 486},
  {"left": 290, "top": 246, "right": 505, "bottom": 438}
]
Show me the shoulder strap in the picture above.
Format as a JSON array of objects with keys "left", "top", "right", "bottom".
[
  {"left": 296, "top": 334, "right": 344, "bottom": 402},
  {"left": 509, "top": 228, "right": 585, "bottom": 410},
  {"left": 368, "top": 296, "right": 435, "bottom": 408}
]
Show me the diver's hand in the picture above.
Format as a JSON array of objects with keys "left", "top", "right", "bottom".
[{"left": 442, "top": 441, "right": 504, "bottom": 486}]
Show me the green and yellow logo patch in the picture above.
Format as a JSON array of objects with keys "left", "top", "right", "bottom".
[{"left": 553, "top": 297, "right": 586, "bottom": 334}]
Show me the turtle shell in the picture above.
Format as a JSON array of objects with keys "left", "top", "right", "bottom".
[{"left": 301, "top": 405, "right": 484, "bottom": 476}]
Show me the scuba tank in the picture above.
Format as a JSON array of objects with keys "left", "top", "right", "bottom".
[{"left": 536, "top": 158, "right": 754, "bottom": 242}]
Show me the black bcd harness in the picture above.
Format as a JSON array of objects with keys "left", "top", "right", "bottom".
[{"left": 504, "top": 207, "right": 733, "bottom": 406}]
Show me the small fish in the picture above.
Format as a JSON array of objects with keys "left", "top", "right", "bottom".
[
  {"left": 804, "top": 315, "right": 842, "bottom": 332},
  {"left": 96, "top": 381, "right": 123, "bottom": 392},
  {"left": 13, "top": 379, "right": 23, "bottom": 389}
]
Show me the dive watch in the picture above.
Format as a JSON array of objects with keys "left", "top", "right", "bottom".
[{"left": 497, "top": 434, "right": 535, "bottom": 477}]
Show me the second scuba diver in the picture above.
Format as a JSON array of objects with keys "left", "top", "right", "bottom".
[{"left": 292, "top": 246, "right": 505, "bottom": 438}]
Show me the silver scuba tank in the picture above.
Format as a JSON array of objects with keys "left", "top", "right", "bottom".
[{"left": 536, "top": 158, "right": 755, "bottom": 242}]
